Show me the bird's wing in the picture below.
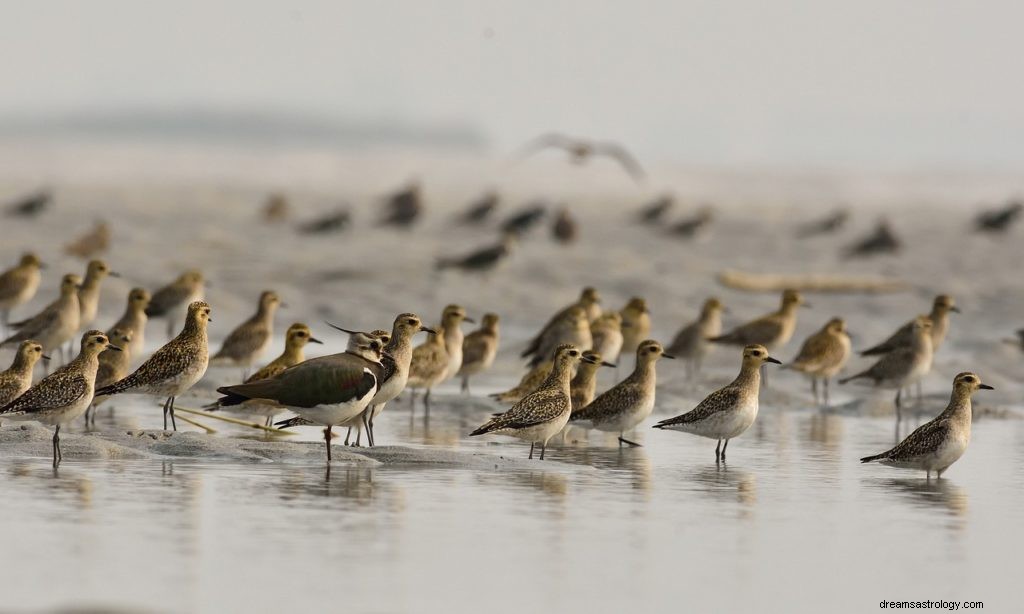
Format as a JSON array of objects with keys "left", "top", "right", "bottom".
[
  {"left": 145, "top": 285, "right": 190, "bottom": 317},
  {"left": 654, "top": 386, "right": 742, "bottom": 428},
  {"left": 214, "top": 320, "right": 268, "bottom": 360},
  {"left": 0, "top": 269, "right": 24, "bottom": 302},
  {"left": 461, "top": 331, "right": 491, "bottom": 365},
  {"left": 861, "top": 320, "right": 913, "bottom": 355},
  {"left": 476, "top": 386, "right": 569, "bottom": 433},
  {"left": 2, "top": 301, "right": 59, "bottom": 340},
  {"left": 245, "top": 357, "right": 290, "bottom": 383},
  {"left": 571, "top": 384, "right": 644, "bottom": 422},
  {"left": 98, "top": 339, "right": 196, "bottom": 394},
  {"left": 883, "top": 419, "right": 951, "bottom": 461},
  {"left": 0, "top": 372, "right": 89, "bottom": 415},
  {"left": 514, "top": 133, "right": 576, "bottom": 159},
  {"left": 219, "top": 354, "right": 376, "bottom": 408},
  {"left": 711, "top": 315, "right": 780, "bottom": 346},
  {"left": 592, "top": 142, "right": 646, "bottom": 182},
  {"left": 790, "top": 331, "right": 832, "bottom": 368}
]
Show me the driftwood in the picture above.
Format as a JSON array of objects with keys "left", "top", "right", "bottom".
[{"left": 717, "top": 269, "right": 908, "bottom": 294}]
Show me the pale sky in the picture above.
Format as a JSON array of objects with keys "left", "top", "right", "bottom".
[{"left": 2, "top": 1, "right": 1023, "bottom": 168}]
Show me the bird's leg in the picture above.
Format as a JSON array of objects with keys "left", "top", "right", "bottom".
[
  {"left": 916, "top": 380, "right": 923, "bottom": 402},
  {"left": 169, "top": 396, "right": 177, "bottom": 431},
  {"left": 324, "top": 426, "right": 333, "bottom": 462},
  {"left": 926, "top": 470, "right": 931, "bottom": 481},
  {"left": 721, "top": 439, "right": 729, "bottom": 461},
  {"left": 166, "top": 318, "right": 175, "bottom": 340},
  {"left": 361, "top": 410, "right": 372, "bottom": 447},
  {"left": 618, "top": 434, "right": 641, "bottom": 447},
  {"left": 811, "top": 377, "right": 819, "bottom": 404},
  {"left": 540, "top": 442, "right": 547, "bottom": 460},
  {"left": 344, "top": 427, "right": 351, "bottom": 446},
  {"left": 0, "top": 308, "right": 7, "bottom": 336},
  {"left": 528, "top": 442, "right": 535, "bottom": 459},
  {"left": 354, "top": 426, "right": 362, "bottom": 447},
  {"left": 424, "top": 388, "right": 431, "bottom": 418},
  {"left": 715, "top": 439, "right": 722, "bottom": 462},
  {"left": 894, "top": 389, "right": 902, "bottom": 422},
  {"left": 52, "top": 425, "right": 61, "bottom": 467},
  {"left": 368, "top": 406, "right": 377, "bottom": 447},
  {"left": 461, "top": 377, "right": 469, "bottom": 395},
  {"left": 162, "top": 397, "right": 171, "bottom": 430},
  {"left": 823, "top": 378, "right": 831, "bottom": 407}
]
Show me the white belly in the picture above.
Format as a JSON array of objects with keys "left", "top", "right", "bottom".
[
  {"left": 592, "top": 395, "right": 655, "bottom": 434},
  {"left": 493, "top": 411, "right": 570, "bottom": 445},
  {"left": 290, "top": 388, "right": 376, "bottom": 427},
  {"left": 671, "top": 398, "right": 758, "bottom": 440}
]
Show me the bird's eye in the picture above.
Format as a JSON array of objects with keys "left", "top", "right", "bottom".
[
  {"left": 964, "top": 377, "right": 975, "bottom": 383},
  {"left": 569, "top": 350, "right": 578, "bottom": 356}
]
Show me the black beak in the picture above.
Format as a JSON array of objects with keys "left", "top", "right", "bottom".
[
  {"left": 662, "top": 353, "right": 676, "bottom": 359},
  {"left": 109, "top": 271, "right": 122, "bottom": 278},
  {"left": 601, "top": 361, "right": 616, "bottom": 368},
  {"left": 421, "top": 326, "right": 438, "bottom": 334},
  {"left": 802, "top": 303, "right": 812, "bottom": 309},
  {"left": 950, "top": 306, "right": 961, "bottom": 313},
  {"left": 463, "top": 316, "right": 476, "bottom": 324},
  {"left": 38, "top": 262, "right": 48, "bottom": 270},
  {"left": 325, "top": 322, "right": 360, "bottom": 335},
  {"left": 581, "top": 355, "right": 600, "bottom": 365},
  {"left": 766, "top": 356, "right": 782, "bottom": 365},
  {"left": 979, "top": 383, "right": 994, "bottom": 390},
  {"left": 309, "top": 337, "right": 324, "bottom": 345},
  {"left": 41, "top": 354, "right": 52, "bottom": 362},
  {"left": 107, "top": 344, "right": 123, "bottom": 352},
  {"left": 280, "top": 301, "right": 290, "bottom": 309}
]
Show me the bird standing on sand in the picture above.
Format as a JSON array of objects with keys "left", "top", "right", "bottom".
[
  {"left": 4, "top": 190, "right": 51, "bottom": 218},
  {"left": 667, "top": 297, "right": 725, "bottom": 379},
  {"left": 636, "top": 195, "right": 673, "bottom": 224},
  {"left": 515, "top": 133, "right": 646, "bottom": 183},
  {"left": 86, "top": 327, "right": 133, "bottom": 426},
  {"left": 96, "top": 301, "right": 212, "bottom": 431},
  {"left": 668, "top": 207, "right": 713, "bottom": 239},
  {"left": 975, "top": 201, "right": 1021, "bottom": 233},
  {"left": 0, "top": 252, "right": 44, "bottom": 333},
  {"left": 262, "top": 193, "right": 290, "bottom": 223},
  {"left": 458, "top": 313, "right": 500, "bottom": 394},
  {"left": 471, "top": 345, "right": 592, "bottom": 459},
  {"left": 1, "top": 273, "right": 82, "bottom": 364},
  {"left": 457, "top": 191, "right": 499, "bottom": 225},
  {"left": 0, "top": 340, "right": 47, "bottom": 408},
  {"left": 552, "top": 207, "right": 578, "bottom": 244},
  {"left": 435, "top": 305, "right": 472, "bottom": 386},
  {"left": 78, "top": 259, "right": 119, "bottom": 329},
  {"left": 297, "top": 209, "right": 351, "bottom": 235},
  {"left": 785, "top": 317, "right": 851, "bottom": 406},
  {"left": 522, "top": 305, "right": 592, "bottom": 367},
  {"left": 210, "top": 290, "right": 282, "bottom": 375},
  {"left": 840, "top": 317, "right": 933, "bottom": 418},
  {"left": 844, "top": 219, "right": 901, "bottom": 258},
  {"left": 64, "top": 222, "right": 111, "bottom": 260},
  {"left": 620, "top": 297, "right": 651, "bottom": 357},
  {"left": 500, "top": 204, "right": 547, "bottom": 235},
  {"left": 653, "top": 345, "right": 781, "bottom": 461},
  {"left": 796, "top": 209, "right": 849, "bottom": 238},
  {"left": 709, "top": 289, "right": 807, "bottom": 386},
  {"left": 861, "top": 372, "right": 992, "bottom": 479},
  {"left": 406, "top": 327, "right": 450, "bottom": 412},
  {"left": 571, "top": 340, "right": 674, "bottom": 446},
  {"left": 146, "top": 270, "right": 205, "bottom": 339},
  {"left": 106, "top": 287, "right": 150, "bottom": 358},
  {"left": 219, "top": 332, "right": 385, "bottom": 462},
  {"left": 0, "top": 331, "right": 117, "bottom": 466},
  {"left": 590, "top": 312, "right": 624, "bottom": 367},
  {"left": 436, "top": 233, "right": 516, "bottom": 274},
  {"left": 379, "top": 181, "right": 422, "bottom": 228},
  {"left": 490, "top": 361, "right": 554, "bottom": 404}
]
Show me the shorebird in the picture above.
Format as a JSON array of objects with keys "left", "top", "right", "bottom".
[
  {"left": 796, "top": 209, "right": 849, "bottom": 238},
  {"left": 552, "top": 207, "right": 578, "bottom": 244},
  {"left": 1, "top": 273, "right": 82, "bottom": 365},
  {"left": 653, "top": 344, "right": 781, "bottom": 461},
  {"left": 64, "top": 222, "right": 111, "bottom": 260},
  {"left": 620, "top": 297, "right": 651, "bottom": 357},
  {"left": 515, "top": 133, "right": 646, "bottom": 183},
  {"left": 78, "top": 259, "right": 119, "bottom": 329},
  {"left": 490, "top": 361, "right": 553, "bottom": 404},
  {"left": 500, "top": 204, "right": 547, "bottom": 235},
  {"left": 146, "top": 269, "right": 205, "bottom": 339},
  {"left": 436, "top": 305, "right": 472, "bottom": 384},
  {"left": 861, "top": 372, "right": 993, "bottom": 479},
  {"left": 0, "top": 330, "right": 117, "bottom": 466},
  {"left": 840, "top": 317, "right": 933, "bottom": 418},
  {"left": 668, "top": 207, "right": 713, "bottom": 239},
  {"left": 570, "top": 350, "right": 616, "bottom": 411},
  {"left": 843, "top": 219, "right": 901, "bottom": 258},
  {"left": 262, "top": 193, "right": 290, "bottom": 223},
  {"left": 590, "top": 312, "right": 624, "bottom": 367},
  {"left": 457, "top": 191, "right": 499, "bottom": 225},
  {"left": 570, "top": 340, "right": 674, "bottom": 446},
  {"left": 471, "top": 345, "right": 592, "bottom": 459},
  {"left": 458, "top": 313, "right": 500, "bottom": 394},
  {"left": 406, "top": 326, "right": 450, "bottom": 412},
  {"left": 379, "top": 181, "right": 422, "bottom": 228},
  {"left": 210, "top": 290, "right": 282, "bottom": 374},
  {"left": 436, "top": 233, "right": 516, "bottom": 274},
  {"left": 709, "top": 289, "right": 807, "bottom": 386},
  {"left": 4, "top": 189, "right": 51, "bottom": 218},
  {"left": 0, "top": 340, "right": 48, "bottom": 408},
  {"left": 0, "top": 252, "right": 44, "bottom": 333},
  {"left": 106, "top": 287, "right": 150, "bottom": 358},
  {"left": 298, "top": 208, "right": 351, "bottom": 235},
  {"left": 785, "top": 317, "right": 851, "bottom": 406},
  {"left": 975, "top": 201, "right": 1021, "bottom": 233},
  {"left": 636, "top": 195, "right": 673, "bottom": 224},
  {"left": 86, "top": 327, "right": 133, "bottom": 426},
  {"left": 667, "top": 297, "right": 725, "bottom": 379},
  {"left": 861, "top": 295, "right": 959, "bottom": 356},
  {"left": 1005, "top": 329, "right": 1024, "bottom": 351},
  {"left": 523, "top": 305, "right": 592, "bottom": 367},
  {"left": 95, "top": 301, "right": 212, "bottom": 431},
  {"left": 220, "top": 332, "right": 385, "bottom": 461}
]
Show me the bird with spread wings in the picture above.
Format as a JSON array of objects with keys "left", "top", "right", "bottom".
[{"left": 514, "top": 133, "right": 646, "bottom": 183}]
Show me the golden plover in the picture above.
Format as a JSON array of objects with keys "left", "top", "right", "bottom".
[
  {"left": 95, "top": 301, "right": 212, "bottom": 430},
  {"left": 407, "top": 326, "right": 450, "bottom": 412},
  {"left": 436, "top": 233, "right": 517, "bottom": 274},
  {"left": 653, "top": 344, "right": 781, "bottom": 461},
  {"left": 709, "top": 289, "right": 806, "bottom": 386},
  {"left": 844, "top": 219, "right": 901, "bottom": 258},
  {"left": 210, "top": 290, "right": 282, "bottom": 373},
  {"left": 840, "top": 317, "right": 933, "bottom": 417},
  {"left": 457, "top": 313, "right": 500, "bottom": 394},
  {"left": 590, "top": 312, "right": 624, "bottom": 367},
  {"left": 785, "top": 317, "right": 851, "bottom": 406},
  {"left": 379, "top": 181, "right": 422, "bottom": 228},
  {"left": 0, "top": 340, "right": 48, "bottom": 408},
  {"left": 146, "top": 269, "right": 205, "bottom": 339},
  {"left": 522, "top": 305, "right": 592, "bottom": 367},
  {"left": 471, "top": 345, "right": 593, "bottom": 459},
  {"left": 619, "top": 297, "right": 651, "bottom": 357},
  {"left": 860, "top": 372, "right": 992, "bottom": 479},
  {"left": 334, "top": 328, "right": 392, "bottom": 446},
  {"left": 796, "top": 209, "right": 849, "bottom": 238},
  {"left": 64, "top": 221, "right": 111, "bottom": 260},
  {"left": 667, "top": 297, "right": 725, "bottom": 379},
  {"left": 570, "top": 350, "right": 616, "bottom": 412},
  {"left": 861, "top": 295, "right": 958, "bottom": 356},
  {"left": 86, "top": 327, "right": 134, "bottom": 426},
  {"left": 490, "top": 361, "right": 554, "bottom": 404},
  {"left": 0, "top": 252, "right": 44, "bottom": 333},
  {"left": 78, "top": 259, "right": 119, "bottom": 329},
  {"left": 0, "top": 330, "right": 117, "bottom": 466},
  {"left": 438, "top": 304, "right": 473, "bottom": 386},
  {"left": 457, "top": 191, "right": 499, "bottom": 225},
  {"left": 1, "top": 273, "right": 82, "bottom": 363},
  {"left": 106, "top": 287, "right": 150, "bottom": 358},
  {"left": 975, "top": 201, "right": 1021, "bottom": 233},
  {"left": 636, "top": 194, "right": 673, "bottom": 224},
  {"left": 571, "top": 340, "right": 675, "bottom": 446},
  {"left": 552, "top": 207, "right": 578, "bottom": 244}
]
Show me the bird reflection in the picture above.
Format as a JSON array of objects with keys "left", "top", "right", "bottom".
[
  {"left": 689, "top": 465, "right": 757, "bottom": 512},
  {"left": 806, "top": 411, "right": 843, "bottom": 448},
  {"left": 277, "top": 466, "right": 381, "bottom": 504},
  {"left": 552, "top": 444, "right": 653, "bottom": 494},
  {"left": 870, "top": 478, "right": 969, "bottom": 522}
]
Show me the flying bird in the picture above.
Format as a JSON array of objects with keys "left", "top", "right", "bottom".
[{"left": 515, "top": 133, "right": 645, "bottom": 183}]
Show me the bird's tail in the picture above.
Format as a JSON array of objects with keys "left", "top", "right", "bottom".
[
  {"left": 275, "top": 416, "right": 314, "bottom": 429},
  {"left": 837, "top": 371, "right": 868, "bottom": 385},
  {"left": 860, "top": 452, "right": 887, "bottom": 464},
  {"left": 94, "top": 374, "right": 140, "bottom": 398}
]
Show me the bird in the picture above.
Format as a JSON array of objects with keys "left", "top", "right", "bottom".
[
  {"left": 436, "top": 233, "right": 516, "bottom": 273},
  {"left": 219, "top": 332, "right": 385, "bottom": 462},
  {"left": 861, "top": 295, "right": 959, "bottom": 356},
  {"left": 667, "top": 297, "right": 725, "bottom": 379},
  {"left": 668, "top": 207, "right": 713, "bottom": 239},
  {"left": 860, "top": 372, "right": 993, "bottom": 479},
  {"left": 0, "top": 252, "right": 44, "bottom": 333},
  {"left": 0, "top": 330, "right": 117, "bottom": 466},
  {"left": 106, "top": 287, "right": 151, "bottom": 358},
  {"left": 95, "top": 301, "right": 212, "bottom": 431},
  {"left": 975, "top": 201, "right": 1022, "bottom": 233},
  {"left": 839, "top": 317, "right": 933, "bottom": 418},
  {"left": 0, "top": 340, "right": 48, "bottom": 409},
  {"left": 1, "top": 273, "right": 82, "bottom": 364},
  {"left": 590, "top": 312, "right": 624, "bottom": 367},
  {"left": 843, "top": 219, "right": 901, "bottom": 258},
  {"left": 569, "top": 350, "right": 616, "bottom": 412},
  {"left": 146, "top": 269, "right": 205, "bottom": 339},
  {"left": 4, "top": 190, "right": 51, "bottom": 218},
  {"left": 210, "top": 290, "right": 282, "bottom": 374},
  {"left": 471, "top": 344, "right": 592, "bottom": 459},
  {"left": 434, "top": 305, "right": 472, "bottom": 386},
  {"left": 552, "top": 207, "right": 578, "bottom": 244},
  {"left": 620, "top": 297, "right": 651, "bottom": 358},
  {"left": 784, "top": 317, "right": 851, "bottom": 406},
  {"left": 457, "top": 191, "right": 499, "bottom": 225},
  {"left": 515, "top": 133, "right": 645, "bottom": 183},
  {"left": 297, "top": 208, "right": 351, "bottom": 235},
  {"left": 204, "top": 322, "right": 323, "bottom": 426},
  {"left": 406, "top": 327, "right": 450, "bottom": 412},
  {"left": 379, "top": 181, "right": 422, "bottom": 228},
  {"left": 522, "top": 305, "right": 592, "bottom": 368},
  {"left": 78, "top": 259, "right": 119, "bottom": 329},
  {"left": 653, "top": 344, "right": 781, "bottom": 461},
  {"left": 709, "top": 289, "right": 806, "bottom": 386},
  {"left": 85, "top": 327, "right": 134, "bottom": 426},
  {"left": 796, "top": 209, "right": 849, "bottom": 238},
  {"left": 1005, "top": 329, "right": 1024, "bottom": 351},
  {"left": 489, "top": 361, "right": 553, "bottom": 404},
  {"left": 571, "top": 340, "right": 675, "bottom": 446},
  {"left": 262, "top": 193, "right": 290, "bottom": 223},
  {"left": 636, "top": 195, "right": 673, "bottom": 224},
  {"left": 457, "top": 313, "right": 500, "bottom": 394},
  {"left": 64, "top": 221, "right": 111, "bottom": 260},
  {"left": 500, "top": 204, "right": 547, "bottom": 235}
]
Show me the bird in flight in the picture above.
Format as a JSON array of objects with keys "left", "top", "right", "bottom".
[{"left": 514, "top": 133, "right": 646, "bottom": 183}]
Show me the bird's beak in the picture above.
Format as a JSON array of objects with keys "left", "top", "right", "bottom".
[
  {"left": 662, "top": 353, "right": 677, "bottom": 360},
  {"left": 38, "top": 262, "right": 48, "bottom": 270},
  {"left": 309, "top": 337, "right": 324, "bottom": 345},
  {"left": 325, "top": 322, "right": 359, "bottom": 335},
  {"left": 601, "top": 361, "right": 616, "bottom": 368},
  {"left": 107, "top": 344, "right": 123, "bottom": 352},
  {"left": 109, "top": 271, "right": 122, "bottom": 278},
  {"left": 463, "top": 316, "right": 476, "bottom": 324},
  {"left": 950, "top": 306, "right": 961, "bottom": 313},
  {"left": 420, "top": 326, "right": 437, "bottom": 334},
  {"left": 581, "top": 355, "right": 600, "bottom": 365},
  {"left": 979, "top": 383, "right": 994, "bottom": 390},
  {"left": 720, "top": 306, "right": 731, "bottom": 314},
  {"left": 802, "top": 302, "right": 812, "bottom": 309},
  {"left": 766, "top": 356, "right": 782, "bottom": 365},
  {"left": 280, "top": 301, "right": 290, "bottom": 309},
  {"left": 41, "top": 354, "right": 52, "bottom": 362}
]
